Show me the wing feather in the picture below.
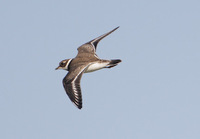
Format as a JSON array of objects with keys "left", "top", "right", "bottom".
[
  {"left": 62, "top": 64, "right": 90, "bottom": 109},
  {"left": 77, "top": 27, "right": 119, "bottom": 54}
]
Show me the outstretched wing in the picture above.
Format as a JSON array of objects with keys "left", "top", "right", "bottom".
[
  {"left": 77, "top": 26, "right": 119, "bottom": 54},
  {"left": 62, "top": 64, "right": 90, "bottom": 109}
]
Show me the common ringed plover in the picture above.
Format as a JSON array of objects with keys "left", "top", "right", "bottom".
[{"left": 56, "top": 27, "right": 121, "bottom": 109}]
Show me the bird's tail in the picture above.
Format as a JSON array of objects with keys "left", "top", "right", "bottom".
[{"left": 106, "top": 59, "right": 122, "bottom": 68}]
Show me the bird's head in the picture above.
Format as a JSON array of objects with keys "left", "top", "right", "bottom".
[{"left": 55, "top": 59, "right": 72, "bottom": 71}]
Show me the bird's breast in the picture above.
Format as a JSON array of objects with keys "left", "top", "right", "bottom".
[{"left": 85, "top": 62, "right": 109, "bottom": 73}]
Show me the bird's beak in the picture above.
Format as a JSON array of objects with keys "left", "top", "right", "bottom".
[{"left": 55, "top": 66, "right": 60, "bottom": 70}]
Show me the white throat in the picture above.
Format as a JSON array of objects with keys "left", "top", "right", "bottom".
[{"left": 64, "top": 59, "right": 72, "bottom": 70}]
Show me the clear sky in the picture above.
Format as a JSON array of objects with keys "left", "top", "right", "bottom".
[{"left": 1, "top": 0, "right": 200, "bottom": 139}]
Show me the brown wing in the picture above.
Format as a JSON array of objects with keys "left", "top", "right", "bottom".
[
  {"left": 62, "top": 64, "right": 90, "bottom": 109},
  {"left": 77, "top": 27, "right": 119, "bottom": 54}
]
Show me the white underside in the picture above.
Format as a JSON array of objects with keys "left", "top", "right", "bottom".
[{"left": 85, "top": 62, "right": 109, "bottom": 73}]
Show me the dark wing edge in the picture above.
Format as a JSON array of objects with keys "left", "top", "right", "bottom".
[
  {"left": 89, "top": 26, "right": 119, "bottom": 50},
  {"left": 62, "top": 64, "right": 90, "bottom": 109},
  {"left": 77, "top": 26, "right": 119, "bottom": 53}
]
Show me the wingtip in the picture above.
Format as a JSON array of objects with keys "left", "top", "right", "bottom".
[
  {"left": 72, "top": 102, "right": 82, "bottom": 109},
  {"left": 73, "top": 101, "right": 82, "bottom": 109},
  {"left": 77, "top": 105, "right": 82, "bottom": 109},
  {"left": 112, "top": 26, "right": 120, "bottom": 32},
  {"left": 89, "top": 26, "right": 120, "bottom": 47},
  {"left": 116, "top": 26, "right": 120, "bottom": 29}
]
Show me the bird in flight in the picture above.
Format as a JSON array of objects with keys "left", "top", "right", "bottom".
[{"left": 56, "top": 27, "right": 121, "bottom": 109}]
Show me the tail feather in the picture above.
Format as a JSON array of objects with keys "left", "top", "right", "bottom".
[{"left": 106, "top": 59, "right": 122, "bottom": 68}]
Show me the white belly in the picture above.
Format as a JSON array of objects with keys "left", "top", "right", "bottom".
[{"left": 85, "top": 63, "right": 108, "bottom": 73}]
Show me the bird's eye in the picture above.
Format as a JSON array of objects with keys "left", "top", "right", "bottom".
[{"left": 60, "top": 62, "right": 64, "bottom": 66}]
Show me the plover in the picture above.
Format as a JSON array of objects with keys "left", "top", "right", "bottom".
[{"left": 56, "top": 27, "right": 121, "bottom": 109}]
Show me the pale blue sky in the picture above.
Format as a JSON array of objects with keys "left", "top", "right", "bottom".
[{"left": 1, "top": 0, "right": 200, "bottom": 139}]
